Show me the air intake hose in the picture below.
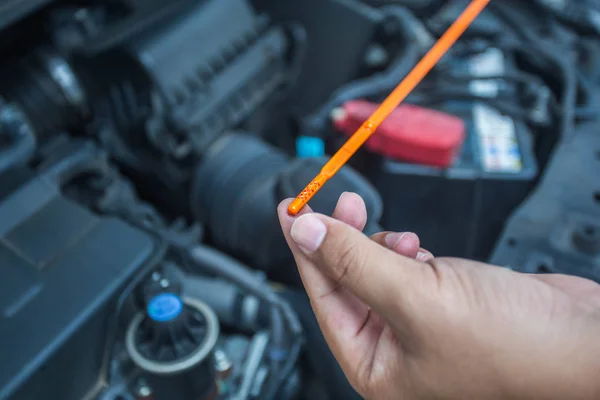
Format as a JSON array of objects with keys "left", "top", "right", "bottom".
[{"left": 190, "top": 132, "right": 382, "bottom": 284}]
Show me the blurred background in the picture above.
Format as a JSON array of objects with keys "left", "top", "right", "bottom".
[{"left": 0, "top": 0, "right": 599, "bottom": 399}]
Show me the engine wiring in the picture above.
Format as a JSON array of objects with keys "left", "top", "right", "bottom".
[{"left": 488, "top": 2, "right": 579, "bottom": 140}]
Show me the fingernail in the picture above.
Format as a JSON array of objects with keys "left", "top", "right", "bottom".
[
  {"left": 291, "top": 214, "right": 327, "bottom": 253},
  {"left": 385, "top": 232, "right": 408, "bottom": 249},
  {"left": 417, "top": 251, "right": 429, "bottom": 261},
  {"left": 336, "top": 192, "right": 349, "bottom": 207},
  {"left": 385, "top": 232, "right": 419, "bottom": 249}
]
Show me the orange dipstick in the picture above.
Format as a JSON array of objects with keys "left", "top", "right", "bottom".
[{"left": 288, "top": 0, "right": 491, "bottom": 216}]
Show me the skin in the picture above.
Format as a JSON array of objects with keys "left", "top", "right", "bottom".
[{"left": 277, "top": 192, "right": 600, "bottom": 400}]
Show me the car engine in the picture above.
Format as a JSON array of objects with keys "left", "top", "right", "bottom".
[{"left": 0, "top": 0, "right": 599, "bottom": 399}]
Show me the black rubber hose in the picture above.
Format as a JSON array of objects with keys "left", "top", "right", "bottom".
[
  {"left": 0, "top": 47, "right": 88, "bottom": 143},
  {"left": 534, "top": 0, "right": 600, "bottom": 34},
  {"left": 183, "top": 276, "right": 249, "bottom": 327},
  {"left": 301, "top": 6, "right": 422, "bottom": 137},
  {"left": 489, "top": 2, "right": 577, "bottom": 139},
  {"left": 261, "top": 339, "right": 303, "bottom": 400},
  {"left": 186, "top": 245, "right": 302, "bottom": 336},
  {"left": 264, "top": 307, "right": 289, "bottom": 399},
  {"left": 191, "top": 133, "right": 384, "bottom": 281}
]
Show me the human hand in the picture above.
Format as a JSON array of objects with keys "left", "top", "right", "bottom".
[{"left": 278, "top": 192, "right": 600, "bottom": 400}]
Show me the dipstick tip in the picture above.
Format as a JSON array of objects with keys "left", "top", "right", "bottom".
[{"left": 287, "top": 199, "right": 303, "bottom": 216}]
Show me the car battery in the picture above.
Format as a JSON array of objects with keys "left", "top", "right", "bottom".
[{"left": 361, "top": 47, "right": 539, "bottom": 260}]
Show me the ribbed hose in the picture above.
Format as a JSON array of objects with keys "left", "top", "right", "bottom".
[
  {"left": 191, "top": 132, "right": 384, "bottom": 279},
  {"left": 191, "top": 133, "right": 289, "bottom": 262},
  {"left": 0, "top": 47, "right": 88, "bottom": 142}
]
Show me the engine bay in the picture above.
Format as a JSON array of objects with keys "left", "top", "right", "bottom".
[{"left": 1, "top": 0, "right": 599, "bottom": 399}]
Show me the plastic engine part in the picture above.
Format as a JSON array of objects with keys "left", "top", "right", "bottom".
[
  {"left": 126, "top": 292, "right": 219, "bottom": 399},
  {"left": 366, "top": 100, "right": 538, "bottom": 261},
  {"left": 491, "top": 122, "right": 600, "bottom": 281},
  {"left": 0, "top": 140, "right": 161, "bottom": 400},
  {"left": 73, "top": 0, "right": 291, "bottom": 157},
  {"left": 131, "top": 0, "right": 290, "bottom": 148},
  {"left": 362, "top": 44, "right": 539, "bottom": 260},
  {"left": 332, "top": 100, "right": 466, "bottom": 168}
]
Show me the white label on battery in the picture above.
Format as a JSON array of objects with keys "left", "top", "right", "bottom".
[
  {"left": 469, "top": 47, "right": 504, "bottom": 97},
  {"left": 473, "top": 104, "right": 522, "bottom": 173},
  {"left": 469, "top": 48, "right": 522, "bottom": 173}
]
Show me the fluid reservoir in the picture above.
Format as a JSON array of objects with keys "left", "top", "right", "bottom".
[{"left": 125, "top": 278, "right": 220, "bottom": 400}]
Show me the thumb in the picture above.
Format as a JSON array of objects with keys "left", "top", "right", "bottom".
[{"left": 290, "top": 212, "right": 436, "bottom": 321}]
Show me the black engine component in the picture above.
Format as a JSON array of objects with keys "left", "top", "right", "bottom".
[
  {"left": 371, "top": 120, "right": 537, "bottom": 260},
  {"left": 190, "top": 132, "right": 383, "bottom": 283},
  {"left": 367, "top": 45, "right": 540, "bottom": 260},
  {"left": 78, "top": 0, "right": 293, "bottom": 150},
  {"left": 0, "top": 45, "right": 89, "bottom": 143},
  {"left": 0, "top": 138, "right": 164, "bottom": 400},
  {"left": 534, "top": 0, "right": 600, "bottom": 35},
  {"left": 0, "top": 136, "right": 305, "bottom": 400},
  {"left": 126, "top": 286, "right": 220, "bottom": 399},
  {"left": 254, "top": 0, "right": 385, "bottom": 116},
  {"left": 1, "top": 0, "right": 299, "bottom": 216},
  {"left": 491, "top": 122, "right": 600, "bottom": 282},
  {"left": 131, "top": 1, "right": 285, "bottom": 138},
  {"left": 299, "top": 5, "right": 427, "bottom": 140}
]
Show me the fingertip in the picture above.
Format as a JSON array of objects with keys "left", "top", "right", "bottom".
[
  {"left": 333, "top": 192, "right": 367, "bottom": 230},
  {"left": 278, "top": 198, "right": 313, "bottom": 218},
  {"left": 278, "top": 199, "right": 315, "bottom": 238},
  {"left": 417, "top": 250, "right": 434, "bottom": 262},
  {"left": 277, "top": 198, "right": 293, "bottom": 213},
  {"left": 337, "top": 191, "right": 359, "bottom": 204},
  {"left": 277, "top": 198, "right": 293, "bottom": 218},
  {"left": 290, "top": 213, "right": 327, "bottom": 253},
  {"left": 384, "top": 232, "right": 420, "bottom": 258},
  {"left": 385, "top": 232, "right": 419, "bottom": 248},
  {"left": 337, "top": 192, "right": 365, "bottom": 210}
]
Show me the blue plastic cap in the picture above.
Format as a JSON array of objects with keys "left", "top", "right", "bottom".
[
  {"left": 296, "top": 136, "right": 325, "bottom": 158},
  {"left": 147, "top": 293, "right": 183, "bottom": 322}
]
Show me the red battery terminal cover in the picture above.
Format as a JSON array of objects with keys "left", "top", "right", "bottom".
[{"left": 331, "top": 100, "right": 466, "bottom": 168}]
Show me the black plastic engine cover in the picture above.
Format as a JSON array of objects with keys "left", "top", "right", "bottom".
[
  {"left": 0, "top": 141, "right": 161, "bottom": 400},
  {"left": 491, "top": 122, "right": 600, "bottom": 281}
]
